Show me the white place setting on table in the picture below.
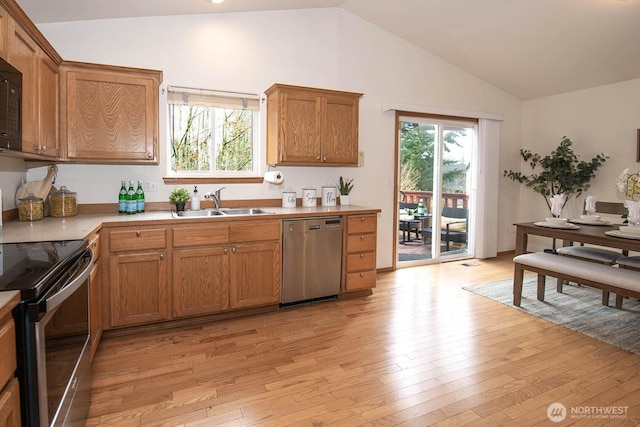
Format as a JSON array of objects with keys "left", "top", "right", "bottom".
[
  {"left": 605, "top": 225, "right": 640, "bottom": 240},
  {"left": 533, "top": 217, "right": 580, "bottom": 230},
  {"left": 568, "top": 214, "right": 611, "bottom": 226}
]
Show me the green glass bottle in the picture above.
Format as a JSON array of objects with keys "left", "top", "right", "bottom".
[
  {"left": 126, "top": 181, "right": 136, "bottom": 214},
  {"left": 118, "top": 181, "right": 127, "bottom": 214},
  {"left": 136, "top": 181, "right": 145, "bottom": 213}
]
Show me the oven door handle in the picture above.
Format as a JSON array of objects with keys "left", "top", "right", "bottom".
[{"left": 45, "top": 249, "right": 94, "bottom": 312}]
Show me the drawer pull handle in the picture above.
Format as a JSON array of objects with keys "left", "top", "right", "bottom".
[
  {"left": 361, "top": 217, "right": 365, "bottom": 222},
  {"left": 359, "top": 272, "right": 365, "bottom": 278},
  {"left": 136, "top": 231, "right": 141, "bottom": 237},
  {"left": 360, "top": 235, "right": 365, "bottom": 241},
  {"left": 360, "top": 254, "right": 365, "bottom": 259}
]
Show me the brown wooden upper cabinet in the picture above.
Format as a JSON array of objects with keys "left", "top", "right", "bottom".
[
  {"left": 6, "top": 16, "right": 60, "bottom": 158},
  {"left": 60, "top": 61, "right": 162, "bottom": 164},
  {"left": 265, "top": 83, "right": 362, "bottom": 166}
]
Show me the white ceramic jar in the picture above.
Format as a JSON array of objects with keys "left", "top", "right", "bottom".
[
  {"left": 321, "top": 183, "right": 337, "bottom": 207},
  {"left": 282, "top": 189, "right": 297, "bottom": 208},
  {"left": 302, "top": 186, "right": 317, "bottom": 207}
]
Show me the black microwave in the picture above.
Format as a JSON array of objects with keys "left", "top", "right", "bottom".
[{"left": 0, "top": 56, "right": 21, "bottom": 152}]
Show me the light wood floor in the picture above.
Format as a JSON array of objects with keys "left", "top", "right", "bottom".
[{"left": 86, "top": 255, "right": 640, "bottom": 426}]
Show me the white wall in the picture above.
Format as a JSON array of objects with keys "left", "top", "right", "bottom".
[
  {"left": 520, "top": 78, "right": 640, "bottom": 251},
  {"left": 6, "top": 7, "right": 524, "bottom": 267}
]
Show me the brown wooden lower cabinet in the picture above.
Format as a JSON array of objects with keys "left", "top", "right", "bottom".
[
  {"left": 108, "top": 251, "right": 168, "bottom": 327},
  {"left": 344, "top": 214, "right": 377, "bottom": 291},
  {"left": 0, "top": 294, "right": 20, "bottom": 427},
  {"left": 229, "top": 242, "right": 281, "bottom": 308},
  {"left": 173, "top": 246, "right": 230, "bottom": 317}
]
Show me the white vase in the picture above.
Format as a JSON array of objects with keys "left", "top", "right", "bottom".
[
  {"left": 340, "top": 195, "right": 350, "bottom": 206},
  {"left": 625, "top": 200, "right": 640, "bottom": 225}
]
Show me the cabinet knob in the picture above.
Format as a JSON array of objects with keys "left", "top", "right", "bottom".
[
  {"left": 360, "top": 217, "right": 366, "bottom": 222},
  {"left": 360, "top": 235, "right": 365, "bottom": 241},
  {"left": 316, "top": 156, "right": 321, "bottom": 161},
  {"left": 136, "top": 231, "right": 141, "bottom": 237},
  {"left": 232, "top": 247, "right": 237, "bottom": 254},
  {"left": 360, "top": 254, "right": 365, "bottom": 259},
  {"left": 147, "top": 152, "right": 152, "bottom": 158},
  {"left": 42, "top": 145, "right": 46, "bottom": 152},
  {"left": 323, "top": 156, "right": 327, "bottom": 161},
  {"left": 224, "top": 248, "right": 228, "bottom": 254},
  {"left": 359, "top": 272, "right": 365, "bottom": 278},
  {"left": 159, "top": 254, "right": 164, "bottom": 260}
]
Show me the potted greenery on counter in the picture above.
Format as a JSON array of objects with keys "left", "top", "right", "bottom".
[
  {"left": 338, "top": 177, "right": 354, "bottom": 205},
  {"left": 169, "top": 187, "right": 191, "bottom": 211}
]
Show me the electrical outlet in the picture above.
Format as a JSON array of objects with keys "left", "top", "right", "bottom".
[
  {"left": 144, "top": 180, "right": 158, "bottom": 192},
  {"left": 358, "top": 151, "right": 364, "bottom": 167}
]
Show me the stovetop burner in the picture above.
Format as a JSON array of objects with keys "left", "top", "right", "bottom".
[{"left": 0, "top": 240, "right": 87, "bottom": 300}]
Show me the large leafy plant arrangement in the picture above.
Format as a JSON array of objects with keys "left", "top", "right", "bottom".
[{"left": 503, "top": 137, "right": 608, "bottom": 210}]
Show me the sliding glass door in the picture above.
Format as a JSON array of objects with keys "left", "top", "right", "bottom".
[{"left": 397, "top": 115, "right": 476, "bottom": 265}]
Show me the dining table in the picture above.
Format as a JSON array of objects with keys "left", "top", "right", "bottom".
[{"left": 514, "top": 221, "right": 640, "bottom": 256}]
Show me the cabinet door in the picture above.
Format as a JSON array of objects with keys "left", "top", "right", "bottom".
[
  {"left": 37, "top": 51, "right": 59, "bottom": 158},
  {"left": 229, "top": 242, "right": 281, "bottom": 308},
  {"left": 109, "top": 251, "right": 168, "bottom": 327},
  {"left": 0, "top": 6, "right": 8, "bottom": 59},
  {"left": 7, "top": 19, "right": 37, "bottom": 153},
  {"left": 0, "top": 378, "right": 21, "bottom": 427},
  {"left": 322, "top": 94, "right": 359, "bottom": 165},
  {"left": 278, "top": 90, "right": 322, "bottom": 164},
  {"left": 64, "top": 66, "right": 160, "bottom": 163},
  {"left": 173, "top": 247, "right": 229, "bottom": 318}
]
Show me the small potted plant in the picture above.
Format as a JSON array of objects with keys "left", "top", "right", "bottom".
[
  {"left": 169, "top": 187, "right": 191, "bottom": 211},
  {"left": 338, "top": 177, "right": 354, "bottom": 206}
]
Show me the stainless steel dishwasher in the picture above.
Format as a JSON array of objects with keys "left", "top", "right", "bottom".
[{"left": 282, "top": 217, "right": 343, "bottom": 304}]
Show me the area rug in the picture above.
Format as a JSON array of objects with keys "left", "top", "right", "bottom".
[{"left": 464, "top": 275, "right": 640, "bottom": 354}]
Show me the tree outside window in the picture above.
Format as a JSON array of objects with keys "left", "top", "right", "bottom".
[{"left": 168, "top": 88, "right": 259, "bottom": 176}]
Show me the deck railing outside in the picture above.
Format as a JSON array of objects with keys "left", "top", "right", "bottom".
[{"left": 400, "top": 190, "right": 469, "bottom": 211}]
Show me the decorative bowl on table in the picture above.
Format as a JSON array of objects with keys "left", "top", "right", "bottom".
[
  {"left": 545, "top": 217, "right": 568, "bottom": 225},
  {"left": 619, "top": 225, "right": 640, "bottom": 235},
  {"left": 580, "top": 214, "right": 601, "bottom": 221}
]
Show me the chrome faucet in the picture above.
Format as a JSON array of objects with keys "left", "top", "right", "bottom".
[{"left": 204, "top": 187, "right": 225, "bottom": 210}]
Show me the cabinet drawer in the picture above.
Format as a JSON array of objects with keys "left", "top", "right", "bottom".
[
  {"left": 173, "top": 225, "right": 229, "bottom": 247},
  {"left": 109, "top": 228, "right": 166, "bottom": 252},
  {"left": 230, "top": 220, "right": 281, "bottom": 243},
  {"left": 0, "top": 320, "right": 16, "bottom": 390},
  {"left": 345, "top": 270, "right": 376, "bottom": 291},
  {"left": 346, "top": 233, "right": 376, "bottom": 253},
  {"left": 347, "top": 215, "right": 377, "bottom": 234},
  {"left": 346, "top": 252, "right": 376, "bottom": 272},
  {"left": 88, "top": 233, "right": 100, "bottom": 261}
]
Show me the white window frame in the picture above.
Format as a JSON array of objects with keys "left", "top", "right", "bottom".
[{"left": 166, "top": 86, "right": 261, "bottom": 178}]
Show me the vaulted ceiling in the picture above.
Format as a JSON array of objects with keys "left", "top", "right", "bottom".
[{"left": 14, "top": 0, "right": 640, "bottom": 100}]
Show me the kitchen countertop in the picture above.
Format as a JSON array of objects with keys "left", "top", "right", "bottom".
[{"left": 0, "top": 205, "right": 380, "bottom": 244}]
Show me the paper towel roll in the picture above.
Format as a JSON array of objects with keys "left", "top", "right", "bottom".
[{"left": 264, "top": 171, "right": 283, "bottom": 184}]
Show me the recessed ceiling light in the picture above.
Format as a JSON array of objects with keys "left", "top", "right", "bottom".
[{"left": 208, "top": 0, "right": 224, "bottom": 4}]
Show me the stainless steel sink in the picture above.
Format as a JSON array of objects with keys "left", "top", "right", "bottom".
[
  {"left": 171, "top": 209, "right": 225, "bottom": 218},
  {"left": 219, "top": 208, "right": 275, "bottom": 215},
  {"left": 171, "top": 207, "right": 274, "bottom": 218}
]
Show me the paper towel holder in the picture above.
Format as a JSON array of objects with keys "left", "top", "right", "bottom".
[{"left": 264, "top": 170, "right": 283, "bottom": 184}]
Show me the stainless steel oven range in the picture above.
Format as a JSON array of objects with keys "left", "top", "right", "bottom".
[{"left": 0, "top": 239, "right": 93, "bottom": 427}]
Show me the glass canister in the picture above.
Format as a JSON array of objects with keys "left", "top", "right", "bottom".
[
  {"left": 49, "top": 186, "right": 78, "bottom": 217},
  {"left": 18, "top": 193, "right": 44, "bottom": 221}
]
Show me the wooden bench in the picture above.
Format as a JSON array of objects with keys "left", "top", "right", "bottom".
[{"left": 512, "top": 252, "right": 640, "bottom": 308}]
